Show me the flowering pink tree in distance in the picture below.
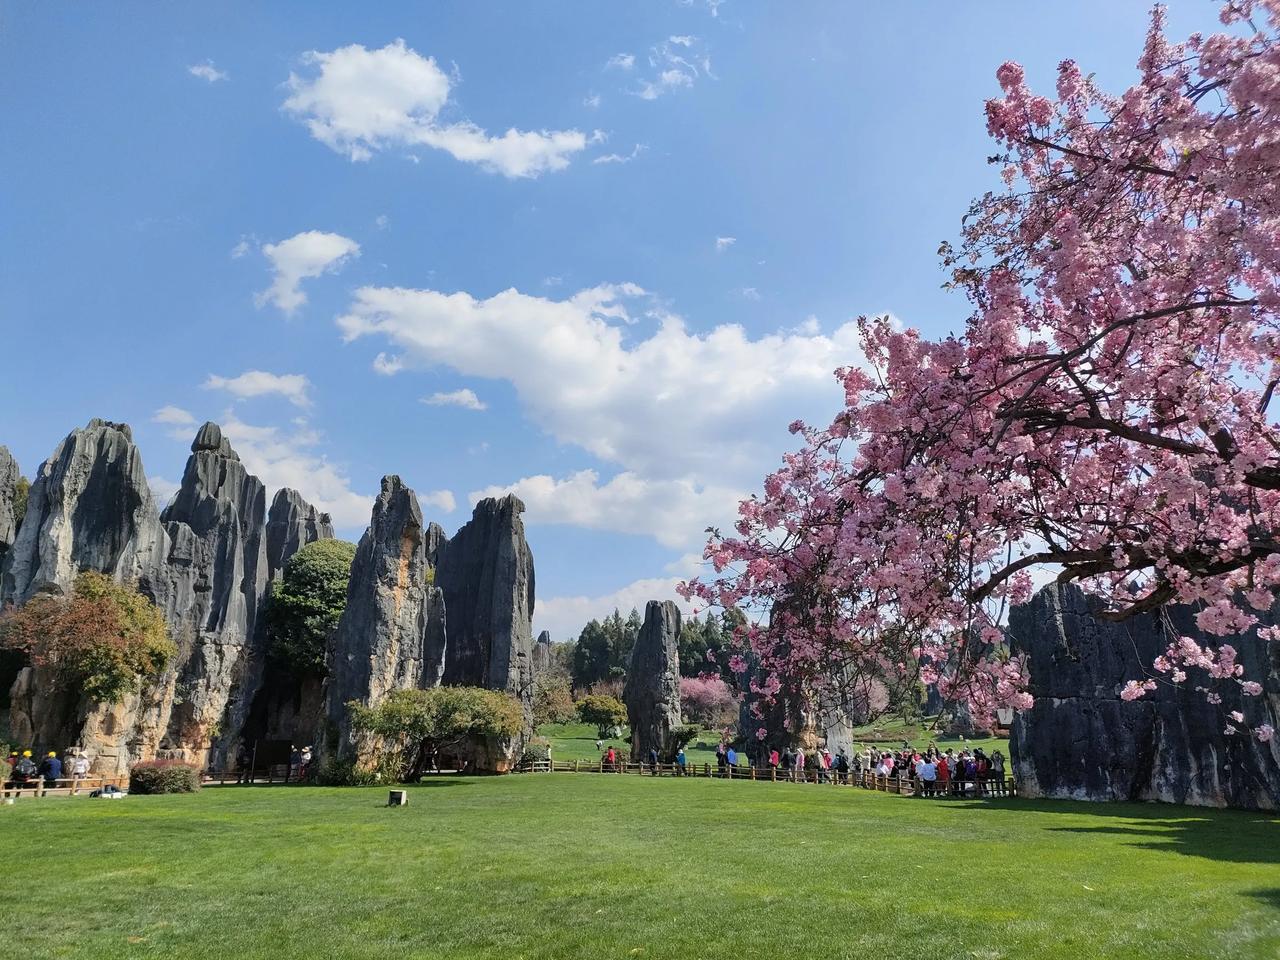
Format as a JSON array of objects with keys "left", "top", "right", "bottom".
[{"left": 683, "top": 3, "right": 1280, "bottom": 742}]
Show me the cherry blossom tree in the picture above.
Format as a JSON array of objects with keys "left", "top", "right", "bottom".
[{"left": 685, "top": 2, "right": 1280, "bottom": 743}]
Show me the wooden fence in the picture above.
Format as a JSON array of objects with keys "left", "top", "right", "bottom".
[
  {"left": 517, "top": 759, "right": 1015, "bottom": 798},
  {"left": 2, "top": 776, "right": 129, "bottom": 800}
]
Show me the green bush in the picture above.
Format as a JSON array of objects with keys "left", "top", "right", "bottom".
[
  {"left": 348, "top": 686, "right": 525, "bottom": 782},
  {"left": 576, "top": 694, "right": 627, "bottom": 737},
  {"left": 129, "top": 760, "right": 201, "bottom": 794},
  {"left": 521, "top": 737, "right": 551, "bottom": 764}
]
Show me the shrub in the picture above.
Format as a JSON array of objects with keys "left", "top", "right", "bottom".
[
  {"left": 576, "top": 694, "right": 627, "bottom": 737},
  {"left": 0, "top": 572, "right": 174, "bottom": 703},
  {"left": 521, "top": 737, "right": 551, "bottom": 764},
  {"left": 348, "top": 686, "right": 525, "bottom": 782},
  {"left": 129, "top": 760, "right": 201, "bottom": 794}
]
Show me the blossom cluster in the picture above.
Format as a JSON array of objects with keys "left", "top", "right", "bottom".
[{"left": 683, "top": 3, "right": 1280, "bottom": 742}]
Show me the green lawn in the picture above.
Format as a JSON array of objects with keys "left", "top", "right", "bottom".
[
  {"left": 2, "top": 775, "right": 1276, "bottom": 958},
  {"left": 540, "top": 721, "right": 730, "bottom": 764}
]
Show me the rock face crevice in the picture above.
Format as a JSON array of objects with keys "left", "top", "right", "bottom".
[
  {"left": 623, "top": 600, "right": 683, "bottom": 760},
  {"left": 1008, "top": 583, "right": 1280, "bottom": 810},
  {"left": 324, "top": 476, "right": 445, "bottom": 759}
]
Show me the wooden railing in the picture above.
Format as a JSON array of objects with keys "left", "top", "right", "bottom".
[
  {"left": 2, "top": 776, "right": 128, "bottom": 799},
  {"left": 515, "top": 759, "right": 1016, "bottom": 798}
]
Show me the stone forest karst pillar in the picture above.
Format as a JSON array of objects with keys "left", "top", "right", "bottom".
[{"left": 623, "top": 600, "right": 683, "bottom": 761}]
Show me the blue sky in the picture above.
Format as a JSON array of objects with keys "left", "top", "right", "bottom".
[{"left": 0, "top": 2, "right": 1225, "bottom": 639}]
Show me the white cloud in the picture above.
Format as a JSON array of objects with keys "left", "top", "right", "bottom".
[
  {"left": 215, "top": 412, "right": 374, "bottom": 529},
  {"left": 374, "top": 214, "right": 389, "bottom": 230},
  {"left": 152, "top": 405, "right": 195, "bottom": 426},
  {"left": 230, "top": 238, "right": 252, "bottom": 259},
  {"left": 283, "top": 39, "right": 587, "bottom": 177},
  {"left": 715, "top": 236, "right": 736, "bottom": 252},
  {"left": 336, "top": 282, "right": 868, "bottom": 549},
  {"left": 420, "top": 489, "right": 457, "bottom": 513},
  {"left": 583, "top": 93, "right": 602, "bottom": 108},
  {"left": 256, "top": 231, "right": 360, "bottom": 315},
  {"left": 593, "top": 144, "right": 646, "bottom": 165},
  {"left": 535, "top": 575, "right": 696, "bottom": 640},
  {"left": 188, "top": 61, "right": 228, "bottom": 83},
  {"left": 203, "top": 370, "right": 313, "bottom": 408},
  {"left": 422, "top": 388, "right": 487, "bottom": 411},
  {"left": 469, "top": 470, "right": 741, "bottom": 549},
  {"left": 635, "top": 37, "right": 711, "bottom": 100},
  {"left": 739, "top": 286, "right": 761, "bottom": 301},
  {"left": 606, "top": 53, "right": 636, "bottom": 70},
  {"left": 148, "top": 476, "right": 182, "bottom": 507},
  {"left": 372, "top": 352, "right": 404, "bottom": 376}
]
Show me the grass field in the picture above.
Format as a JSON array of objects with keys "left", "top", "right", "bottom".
[
  {"left": 2, "top": 775, "right": 1276, "bottom": 959},
  {"left": 539, "top": 720, "right": 1010, "bottom": 764}
]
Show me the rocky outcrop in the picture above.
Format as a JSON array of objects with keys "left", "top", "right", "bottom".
[
  {"left": 1008, "top": 583, "right": 1280, "bottom": 810},
  {"left": 623, "top": 600, "right": 683, "bottom": 760},
  {"left": 0, "top": 420, "right": 167, "bottom": 606},
  {"left": 533, "top": 630, "right": 554, "bottom": 674},
  {"left": 0, "top": 446, "right": 20, "bottom": 566},
  {"left": 0, "top": 421, "right": 172, "bottom": 774},
  {"left": 266, "top": 488, "right": 334, "bottom": 581},
  {"left": 437, "top": 495, "right": 535, "bottom": 713},
  {"left": 150, "top": 422, "right": 270, "bottom": 766},
  {"left": 324, "top": 476, "right": 445, "bottom": 758},
  {"left": 2, "top": 418, "right": 547, "bottom": 779}
]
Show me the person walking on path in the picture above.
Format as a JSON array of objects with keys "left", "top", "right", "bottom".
[
  {"left": 648, "top": 747, "right": 658, "bottom": 775},
  {"left": 675, "top": 746, "right": 687, "bottom": 776},
  {"left": 725, "top": 746, "right": 737, "bottom": 776},
  {"left": 604, "top": 746, "right": 617, "bottom": 772}
]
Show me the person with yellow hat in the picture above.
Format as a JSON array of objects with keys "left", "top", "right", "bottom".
[
  {"left": 12, "top": 750, "right": 37, "bottom": 784},
  {"left": 38, "top": 750, "right": 62, "bottom": 785}
]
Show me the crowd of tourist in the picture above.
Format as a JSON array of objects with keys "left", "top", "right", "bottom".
[
  {"left": 589, "top": 736, "right": 1007, "bottom": 796},
  {"left": 4, "top": 749, "right": 90, "bottom": 788}
]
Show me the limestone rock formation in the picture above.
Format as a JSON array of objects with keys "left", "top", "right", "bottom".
[
  {"left": 1008, "top": 583, "right": 1280, "bottom": 810},
  {"left": 532, "top": 630, "right": 554, "bottom": 674},
  {"left": 623, "top": 600, "right": 683, "bottom": 760},
  {"left": 1, "top": 420, "right": 167, "bottom": 606},
  {"left": 1, "top": 421, "right": 172, "bottom": 774},
  {"left": 266, "top": 487, "right": 334, "bottom": 581},
  {"left": 437, "top": 495, "right": 535, "bottom": 712},
  {"left": 150, "top": 422, "right": 271, "bottom": 765},
  {"left": 325, "top": 476, "right": 445, "bottom": 757},
  {"left": 0, "top": 446, "right": 20, "bottom": 566}
]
